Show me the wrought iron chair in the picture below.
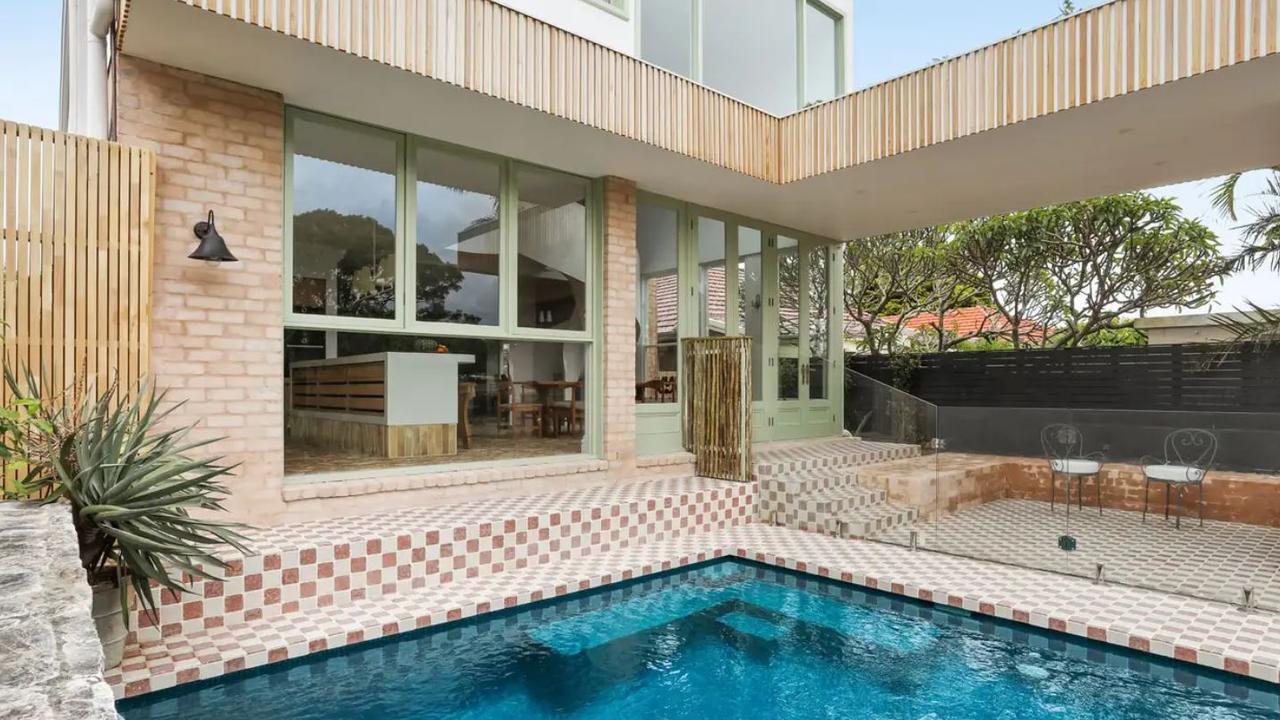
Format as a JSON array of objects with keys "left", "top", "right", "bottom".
[
  {"left": 1141, "top": 428, "right": 1217, "bottom": 529},
  {"left": 1041, "top": 424, "right": 1104, "bottom": 516}
]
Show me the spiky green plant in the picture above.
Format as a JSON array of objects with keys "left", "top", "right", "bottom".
[{"left": 23, "top": 383, "right": 250, "bottom": 626}]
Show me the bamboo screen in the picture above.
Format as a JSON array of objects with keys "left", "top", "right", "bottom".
[
  {"left": 682, "top": 337, "right": 753, "bottom": 482},
  {"left": 0, "top": 120, "right": 155, "bottom": 413}
]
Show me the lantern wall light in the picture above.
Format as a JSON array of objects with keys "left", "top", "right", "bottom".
[{"left": 190, "top": 211, "right": 238, "bottom": 263}]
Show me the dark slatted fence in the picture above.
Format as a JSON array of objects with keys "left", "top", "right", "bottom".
[
  {"left": 847, "top": 344, "right": 1280, "bottom": 412},
  {"left": 845, "top": 344, "right": 1280, "bottom": 473}
]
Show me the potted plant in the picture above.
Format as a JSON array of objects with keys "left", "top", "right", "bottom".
[{"left": 15, "top": 378, "right": 249, "bottom": 667}]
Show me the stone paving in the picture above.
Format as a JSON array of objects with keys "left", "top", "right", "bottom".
[{"left": 0, "top": 502, "right": 116, "bottom": 720}]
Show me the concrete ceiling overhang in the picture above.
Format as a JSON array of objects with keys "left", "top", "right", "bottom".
[{"left": 118, "top": 0, "right": 1280, "bottom": 241}]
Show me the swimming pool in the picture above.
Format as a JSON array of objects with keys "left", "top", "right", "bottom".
[{"left": 118, "top": 560, "right": 1280, "bottom": 720}]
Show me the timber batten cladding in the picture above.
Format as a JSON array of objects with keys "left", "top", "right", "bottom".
[
  {"left": 118, "top": 0, "right": 1279, "bottom": 184},
  {"left": 0, "top": 121, "right": 155, "bottom": 403}
]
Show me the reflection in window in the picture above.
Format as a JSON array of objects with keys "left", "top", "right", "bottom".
[
  {"left": 808, "top": 247, "right": 829, "bottom": 399},
  {"left": 697, "top": 217, "right": 727, "bottom": 337},
  {"left": 284, "top": 330, "right": 588, "bottom": 475},
  {"left": 640, "top": 0, "right": 695, "bottom": 76},
  {"left": 415, "top": 146, "right": 501, "bottom": 325},
  {"left": 517, "top": 167, "right": 589, "bottom": 332},
  {"left": 702, "top": 0, "right": 798, "bottom": 115},
  {"left": 291, "top": 115, "right": 399, "bottom": 320},
  {"left": 777, "top": 237, "right": 801, "bottom": 400},
  {"left": 636, "top": 201, "right": 680, "bottom": 404},
  {"left": 804, "top": 2, "right": 840, "bottom": 105},
  {"left": 736, "top": 226, "right": 764, "bottom": 402}
]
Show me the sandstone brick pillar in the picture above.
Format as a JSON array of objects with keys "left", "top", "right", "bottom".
[
  {"left": 601, "top": 176, "right": 637, "bottom": 478},
  {"left": 115, "top": 56, "right": 286, "bottom": 525}
]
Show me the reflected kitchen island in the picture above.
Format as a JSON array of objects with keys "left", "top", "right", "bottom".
[{"left": 288, "top": 352, "right": 476, "bottom": 459}]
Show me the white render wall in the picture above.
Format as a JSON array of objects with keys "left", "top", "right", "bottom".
[{"left": 491, "top": 0, "right": 636, "bottom": 54}]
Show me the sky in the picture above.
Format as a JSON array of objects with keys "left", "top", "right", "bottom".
[{"left": 2, "top": 0, "right": 1274, "bottom": 314}]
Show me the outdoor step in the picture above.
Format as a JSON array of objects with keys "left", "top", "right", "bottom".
[
  {"left": 753, "top": 438, "right": 922, "bottom": 478},
  {"left": 127, "top": 477, "right": 754, "bottom": 646},
  {"left": 761, "top": 468, "right": 862, "bottom": 498},
  {"left": 832, "top": 503, "right": 920, "bottom": 540},
  {"left": 794, "top": 485, "right": 887, "bottom": 524},
  {"left": 106, "top": 530, "right": 738, "bottom": 700}
]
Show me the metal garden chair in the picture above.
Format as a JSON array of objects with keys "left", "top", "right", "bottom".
[
  {"left": 1041, "top": 423, "right": 1105, "bottom": 517},
  {"left": 1142, "top": 428, "right": 1217, "bottom": 529}
]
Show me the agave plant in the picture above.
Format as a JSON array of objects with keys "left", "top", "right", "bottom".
[{"left": 23, "top": 381, "right": 250, "bottom": 626}]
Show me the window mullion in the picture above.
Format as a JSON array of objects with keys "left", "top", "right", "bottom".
[{"left": 399, "top": 134, "right": 414, "bottom": 328}]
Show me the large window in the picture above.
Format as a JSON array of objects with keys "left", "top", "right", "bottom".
[
  {"left": 285, "top": 110, "right": 598, "bottom": 477},
  {"left": 638, "top": 0, "right": 845, "bottom": 115},
  {"left": 291, "top": 115, "right": 400, "bottom": 320}
]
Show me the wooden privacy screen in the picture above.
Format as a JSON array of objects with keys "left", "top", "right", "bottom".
[
  {"left": 0, "top": 120, "right": 155, "bottom": 406},
  {"left": 682, "top": 337, "right": 752, "bottom": 482}
]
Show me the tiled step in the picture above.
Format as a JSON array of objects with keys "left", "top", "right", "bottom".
[
  {"left": 754, "top": 438, "right": 922, "bottom": 478},
  {"left": 760, "top": 468, "right": 861, "bottom": 498},
  {"left": 832, "top": 503, "right": 919, "bottom": 540},
  {"left": 129, "top": 477, "right": 754, "bottom": 645},
  {"left": 108, "top": 531, "right": 737, "bottom": 699},
  {"left": 792, "top": 485, "right": 887, "bottom": 531}
]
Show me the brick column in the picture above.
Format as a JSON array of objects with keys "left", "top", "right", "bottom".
[
  {"left": 600, "top": 176, "right": 637, "bottom": 478},
  {"left": 115, "top": 56, "right": 286, "bottom": 525}
]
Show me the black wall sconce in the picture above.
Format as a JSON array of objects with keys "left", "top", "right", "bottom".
[{"left": 190, "top": 211, "right": 238, "bottom": 263}]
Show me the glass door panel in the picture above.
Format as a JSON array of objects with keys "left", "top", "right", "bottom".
[
  {"left": 737, "top": 226, "right": 765, "bottom": 402},
  {"left": 697, "top": 217, "right": 728, "bottom": 337},
  {"left": 776, "top": 236, "right": 801, "bottom": 401},
  {"left": 636, "top": 201, "right": 680, "bottom": 404},
  {"left": 807, "top": 246, "right": 829, "bottom": 400}
]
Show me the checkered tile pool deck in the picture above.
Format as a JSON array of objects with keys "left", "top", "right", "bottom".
[
  {"left": 108, "top": 518, "right": 1280, "bottom": 699},
  {"left": 879, "top": 498, "right": 1280, "bottom": 610}
]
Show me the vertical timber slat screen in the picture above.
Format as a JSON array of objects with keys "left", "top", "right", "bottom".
[
  {"left": 0, "top": 119, "right": 155, "bottom": 410},
  {"left": 682, "top": 337, "right": 752, "bottom": 481}
]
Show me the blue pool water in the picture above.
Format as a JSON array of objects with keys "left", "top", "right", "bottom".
[{"left": 118, "top": 560, "right": 1280, "bottom": 720}]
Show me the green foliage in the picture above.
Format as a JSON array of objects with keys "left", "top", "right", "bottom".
[
  {"left": 850, "top": 192, "right": 1223, "bottom": 355},
  {"left": 1212, "top": 168, "right": 1280, "bottom": 274},
  {"left": 22, "top": 383, "right": 249, "bottom": 626}
]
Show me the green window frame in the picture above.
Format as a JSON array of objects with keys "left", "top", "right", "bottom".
[{"left": 284, "top": 107, "right": 599, "bottom": 345}]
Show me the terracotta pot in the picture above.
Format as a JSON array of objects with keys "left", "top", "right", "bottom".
[{"left": 90, "top": 581, "right": 127, "bottom": 669}]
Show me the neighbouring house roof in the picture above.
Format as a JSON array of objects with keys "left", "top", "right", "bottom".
[{"left": 882, "top": 307, "right": 1048, "bottom": 344}]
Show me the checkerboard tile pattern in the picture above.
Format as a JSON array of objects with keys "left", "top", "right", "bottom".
[
  {"left": 753, "top": 438, "right": 919, "bottom": 526},
  {"left": 127, "top": 477, "right": 755, "bottom": 644},
  {"left": 109, "top": 522, "right": 1280, "bottom": 699},
  {"left": 879, "top": 498, "right": 1280, "bottom": 610}
]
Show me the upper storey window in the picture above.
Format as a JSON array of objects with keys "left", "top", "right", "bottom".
[{"left": 639, "top": 0, "right": 845, "bottom": 115}]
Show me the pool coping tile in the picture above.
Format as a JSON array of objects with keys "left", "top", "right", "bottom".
[{"left": 109, "top": 524, "right": 1280, "bottom": 701}]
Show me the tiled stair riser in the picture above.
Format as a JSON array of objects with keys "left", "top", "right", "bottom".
[
  {"left": 754, "top": 442, "right": 920, "bottom": 524},
  {"left": 129, "top": 483, "right": 755, "bottom": 644}
]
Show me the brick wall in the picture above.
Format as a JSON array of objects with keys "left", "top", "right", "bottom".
[
  {"left": 114, "top": 56, "right": 287, "bottom": 524},
  {"left": 601, "top": 177, "right": 638, "bottom": 478}
]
